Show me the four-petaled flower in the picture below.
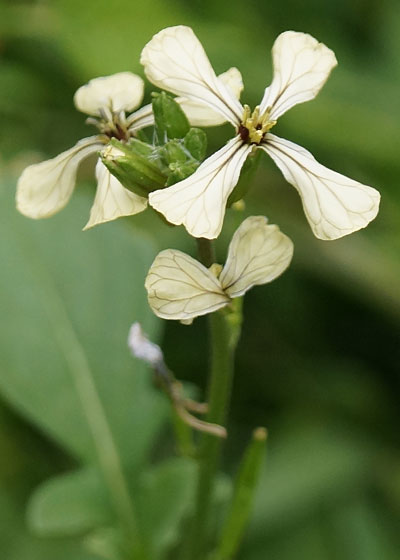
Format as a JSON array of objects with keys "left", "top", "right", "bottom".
[
  {"left": 141, "top": 26, "right": 380, "bottom": 240},
  {"left": 16, "top": 72, "right": 154, "bottom": 229},
  {"left": 145, "top": 216, "right": 293, "bottom": 321},
  {"left": 16, "top": 66, "right": 244, "bottom": 230}
]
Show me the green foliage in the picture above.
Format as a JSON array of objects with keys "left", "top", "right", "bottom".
[
  {"left": 135, "top": 458, "right": 196, "bottom": 558},
  {"left": 27, "top": 468, "right": 112, "bottom": 536}
]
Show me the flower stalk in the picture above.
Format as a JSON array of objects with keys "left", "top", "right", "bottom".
[
  {"left": 189, "top": 309, "right": 237, "bottom": 559},
  {"left": 186, "top": 239, "right": 243, "bottom": 559}
]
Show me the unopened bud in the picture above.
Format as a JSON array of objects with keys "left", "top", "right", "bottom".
[{"left": 152, "top": 92, "right": 190, "bottom": 143}]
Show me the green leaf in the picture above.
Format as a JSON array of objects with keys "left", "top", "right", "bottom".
[
  {"left": 0, "top": 178, "right": 169, "bottom": 540},
  {"left": 136, "top": 458, "right": 196, "bottom": 559},
  {"left": 152, "top": 92, "right": 190, "bottom": 144},
  {"left": 244, "top": 423, "right": 373, "bottom": 539},
  {"left": 0, "top": 492, "right": 97, "bottom": 560},
  {"left": 27, "top": 468, "right": 112, "bottom": 537}
]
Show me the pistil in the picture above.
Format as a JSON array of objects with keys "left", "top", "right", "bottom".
[{"left": 239, "top": 104, "right": 276, "bottom": 144}]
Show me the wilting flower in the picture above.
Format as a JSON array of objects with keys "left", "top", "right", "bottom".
[
  {"left": 127, "top": 322, "right": 164, "bottom": 367},
  {"left": 141, "top": 26, "right": 380, "bottom": 240},
  {"left": 145, "top": 216, "right": 293, "bottom": 321},
  {"left": 16, "top": 72, "right": 153, "bottom": 229}
]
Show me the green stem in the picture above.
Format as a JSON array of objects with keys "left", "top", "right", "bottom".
[{"left": 188, "top": 239, "right": 240, "bottom": 559}]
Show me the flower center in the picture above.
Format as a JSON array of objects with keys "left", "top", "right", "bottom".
[
  {"left": 238, "top": 105, "right": 276, "bottom": 144},
  {"left": 86, "top": 107, "right": 131, "bottom": 142}
]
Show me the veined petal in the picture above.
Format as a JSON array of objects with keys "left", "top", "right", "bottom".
[
  {"left": 220, "top": 216, "right": 293, "bottom": 298},
  {"left": 259, "top": 31, "right": 337, "bottom": 121},
  {"left": 261, "top": 134, "right": 380, "bottom": 240},
  {"left": 145, "top": 249, "right": 230, "bottom": 320},
  {"left": 127, "top": 68, "right": 244, "bottom": 130},
  {"left": 149, "top": 137, "right": 252, "bottom": 239},
  {"left": 16, "top": 136, "right": 103, "bottom": 219},
  {"left": 140, "top": 26, "right": 243, "bottom": 127},
  {"left": 74, "top": 72, "right": 144, "bottom": 116},
  {"left": 84, "top": 157, "right": 147, "bottom": 230},
  {"left": 177, "top": 67, "right": 244, "bottom": 127},
  {"left": 126, "top": 103, "right": 155, "bottom": 132}
]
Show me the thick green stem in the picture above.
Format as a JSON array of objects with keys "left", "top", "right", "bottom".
[
  {"left": 192, "top": 311, "right": 236, "bottom": 557},
  {"left": 187, "top": 239, "right": 241, "bottom": 559}
]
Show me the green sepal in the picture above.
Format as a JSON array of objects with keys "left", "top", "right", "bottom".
[
  {"left": 101, "top": 138, "right": 166, "bottom": 198},
  {"left": 227, "top": 148, "right": 261, "bottom": 207},
  {"left": 152, "top": 91, "right": 190, "bottom": 144},
  {"left": 184, "top": 128, "right": 207, "bottom": 161}
]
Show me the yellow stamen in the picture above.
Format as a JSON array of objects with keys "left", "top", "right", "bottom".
[{"left": 240, "top": 104, "right": 276, "bottom": 144}]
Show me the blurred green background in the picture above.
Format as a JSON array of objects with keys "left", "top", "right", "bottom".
[{"left": 0, "top": 0, "right": 399, "bottom": 559}]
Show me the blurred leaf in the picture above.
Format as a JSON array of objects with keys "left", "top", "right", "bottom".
[
  {"left": 136, "top": 457, "right": 196, "bottom": 559},
  {"left": 245, "top": 423, "right": 373, "bottom": 537},
  {"left": 27, "top": 468, "right": 112, "bottom": 536},
  {"left": 0, "top": 178, "right": 169, "bottom": 543},
  {"left": 330, "top": 500, "right": 400, "bottom": 560},
  {"left": 51, "top": 0, "right": 189, "bottom": 77},
  {"left": 0, "top": 491, "right": 97, "bottom": 560}
]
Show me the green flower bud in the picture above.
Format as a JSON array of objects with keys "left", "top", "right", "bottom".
[
  {"left": 166, "top": 160, "right": 199, "bottom": 186},
  {"left": 102, "top": 138, "right": 166, "bottom": 197},
  {"left": 161, "top": 140, "right": 188, "bottom": 165},
  {"left": 184, "top": 128, "right": 207, "bottom": 161},
  {"left": 152, "top": 92, "right": 190, "bottom": 144}
]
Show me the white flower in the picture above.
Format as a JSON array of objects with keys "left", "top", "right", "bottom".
[
  {"left": 16, "top": 72, "right": 150, "bottom": 229},
  {"left": 145, "top": 216, "right": 293, "bottom": 321},
  {"left": 16, "top": 66, "right": 244, "bottom": 230},
  {"left": 141, "top": 26, "right": 380, "bottom": 240}
]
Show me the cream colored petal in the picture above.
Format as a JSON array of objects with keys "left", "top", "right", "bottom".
[
  {"left": 74, "top": 72, "right": 144, "bottom": 116},
  {"left": 16, "top": 136, "right": 102, "bottom": 219},
  {"left": 140, "top": 26, "right": 243, "bottom": 127},
  {"left": 149, "top": 137, "right": 252, "bottom": 239},
  {"left": 126, "top": 103, "right": 155, "bottom": 132},
  {"left": 261, "top": 134, "right": 380, "bottom": 240},
  {"left": 259, "top": 31, "right": 337, "bottom": 121},
  {"left": 145, "top": 249, "right": 230, "bottom": 320},
  {"left": 220, "top": 216, "right": 293, "bottom": 298},
  {"left": 177, "top": 67, "right": 244, "bottom": 127},
  {"left": 84, "top": 158, "right": 147, "bottom": 230}
]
